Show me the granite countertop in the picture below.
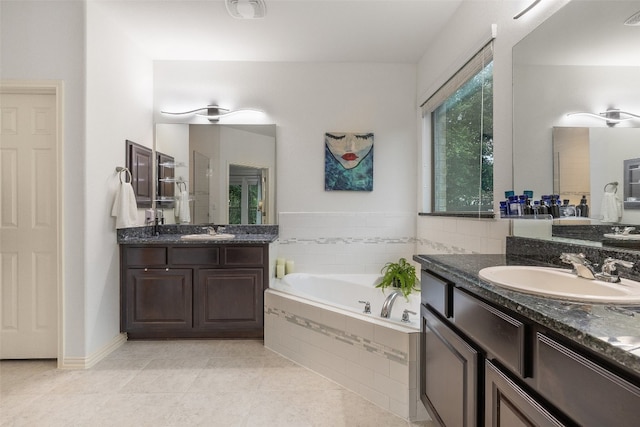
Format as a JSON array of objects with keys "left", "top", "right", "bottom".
[
  {"left": 413, "top": 253, "right": 640, "bottom": 378},
  {"left": 117, "top": 224, "right": 278, "bottom": 245}
]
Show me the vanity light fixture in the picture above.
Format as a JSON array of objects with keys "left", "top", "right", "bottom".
[
  {"left": 567, "top": 108, "right": 640, "bottom": 127},
  {"left": 624, "top": 10, "right": 640, "bottom": 26},
  {"left": 160, "top": 105, "right": 263, "bottom": 122},
  {"left": 225, "top": 0, "right": 266, "bottom": 19},
  {"left": 513, "top": 0, "right": 542, "bottom": 20}
]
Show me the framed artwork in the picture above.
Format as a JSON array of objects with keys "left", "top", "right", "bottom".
[{"left": 324, "top": 132, "right": 374, "bottom": 191}]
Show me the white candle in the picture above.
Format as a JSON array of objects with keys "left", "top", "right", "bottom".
[
  {"left": 276, "top": 257, "right": 285, "bottom": 266},
  {"left": 276, "top": 264, "right": 285, "bottom": 279},
  {"left": 285, "top": 260, "right": 295, "bottom": 275}
]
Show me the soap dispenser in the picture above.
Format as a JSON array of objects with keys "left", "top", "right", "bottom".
[{"left": 578, "top": 195, "right": 589, "bottom": 217}]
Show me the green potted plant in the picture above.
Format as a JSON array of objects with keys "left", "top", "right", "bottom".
[{"left": 376, "top": 257, "right": 420, "bottom": 298}]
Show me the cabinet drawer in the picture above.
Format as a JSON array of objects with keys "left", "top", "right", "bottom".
[
  {"left": 535, "top": 333, "right": 640, "bottom": 427},
  {"left": 223, "top": 246, "right": 265, "bottom": 266},
  {"left": 170, "top": 247, "right": 220, "bottom": 265},
  {"left": 125, "top": 247, "right": 167, "bottom": 266},
  {"left": 485, "top": 360, "right": 566, "bottom": 427},
  {"left": 422, "top": 270, "right": 452, "bottom": 318},
  {"left": 454, "top": 288, "right": 527, "bottom": 377}
]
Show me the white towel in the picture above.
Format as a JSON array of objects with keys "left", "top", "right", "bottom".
[
  {"left": 179, "top": 190, "right": 191, "bottom": 224},
  {"left": 111, "top": 182, "right": 138, "bottom": 228},
  {"left": 601, "top": 191, "right": 621, "bottom": 223}
]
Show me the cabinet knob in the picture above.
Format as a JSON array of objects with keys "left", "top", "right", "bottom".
[
  {"left": 166, "top": 268, "right": 169, "bottom": 271},
  {"left": 144, "top": 268, "right": 148, "bottom": 272}
]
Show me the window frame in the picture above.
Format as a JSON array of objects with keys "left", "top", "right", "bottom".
[{"left": 420, "top": 41, "right": 495, "bottom": 218}]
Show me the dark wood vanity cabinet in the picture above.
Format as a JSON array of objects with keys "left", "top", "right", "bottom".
[
  {"left": 421, "top": 305, "right": 480, "bottom": 427},
  {"left": 195, "top": 268, "right": 263, "bottom": 330},
  {"left": 124, "top": 268, "right": 193, "bottom": 331},
  {"left": 120, "top": 244, "right": 268, "bottom": 339},
  {"left": 420, "top": 268, "right": 640, "bottom": 427},
  {"left": 485, "top": 360, "right": 565, "bottom": 427}
]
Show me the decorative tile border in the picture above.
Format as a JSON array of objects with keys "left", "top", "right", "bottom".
[
  {"left": 278, "top": 237, "right": 415, "bottom": 245},
  {"left": 265, "top": 306, "right": 409, "bottom": 365}
]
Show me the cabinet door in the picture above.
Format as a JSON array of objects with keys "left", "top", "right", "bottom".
[
  {"left": 126, "top": 140, "right": 153, "bottom": 208},
  {"left": 485, "top": 360, "right": 566, "bottom": 427},
  {"left": 124, "top": 268, "right": 192, "bottom": 331},
  {"left": 421, "top": 305, "right": 479, "bottom": 427},
  {"left": 535, "top": 333, "right": 640, "bottom": 427},
  {"left": 194, "top": 268, "right": 263, "bottom": 333},
  {"left": 157, "top": 152, "right": 175, "bottom": 208}
]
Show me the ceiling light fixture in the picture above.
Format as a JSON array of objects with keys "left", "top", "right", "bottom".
[
  {"left": 225, "top": 0, "right": 266, "bottom": 19},
  {"left": 624, "top": 10, "right": 640, "bottom": 26},
  {"left": 160, "top": 105, "right": 263, "bottom": 122},
  {"left": 513, "top": 0, "right": 542, "bottom": 20},
  {"left": 567, "top": 108, "right": 640, "bottom": 127}
]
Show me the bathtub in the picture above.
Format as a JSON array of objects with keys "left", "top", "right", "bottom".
[{"left": 264, "top": 273, "right": 428, "bottom": 422}]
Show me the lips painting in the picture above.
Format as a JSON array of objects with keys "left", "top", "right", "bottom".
[{"left": 324, "top": 132, "right": 374, "bottom": 192}]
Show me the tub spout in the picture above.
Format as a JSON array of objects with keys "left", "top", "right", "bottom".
[{"left": 380, "top": 290, "right": 403, "bottom": 318}]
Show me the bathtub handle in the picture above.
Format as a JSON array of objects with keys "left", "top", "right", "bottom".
[
  {"left": 401, "top": 309, "right": 417, "bottom": 323},
  {"left": 358, "top": 301, "right": 371, "bottom": 314}
]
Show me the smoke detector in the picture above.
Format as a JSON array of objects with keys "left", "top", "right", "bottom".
[
  {"left": 225, "top": 0, "right": 266, "bottom": 19},
  {"left": 624, "top": 10, "right": 640, "bottom": 26}
]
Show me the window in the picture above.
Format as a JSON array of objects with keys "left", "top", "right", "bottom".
[{"left": 422, "top": 42, "right": 494, "bottom": 215}]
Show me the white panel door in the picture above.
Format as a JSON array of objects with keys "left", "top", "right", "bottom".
[{"left": 0, "top": 92, "right": 58, "bottom": 359}]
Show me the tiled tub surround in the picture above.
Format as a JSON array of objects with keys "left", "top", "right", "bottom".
[
  {"left": 264, "top": 274, "right": 428, "bottom": 421},
  {"left": 413, "top": 253, "right": 640, "bottom": 377},
  {"left": 277, "top": 212, "right": 416, "bottom": 274},
  {"left": 416, "top": 215, "right": 510, "bottom": 255}
]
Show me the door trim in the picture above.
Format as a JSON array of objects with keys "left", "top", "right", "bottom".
[{"left": 1, "top": 80, "right": 64, "bottom": 365}]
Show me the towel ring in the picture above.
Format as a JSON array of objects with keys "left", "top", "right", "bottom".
[
  {"left": 604, "top": 181, "right": 618, "bottom": 193},
  {"left": 116, "top": 167, "right": 132, "bottom": 184}
]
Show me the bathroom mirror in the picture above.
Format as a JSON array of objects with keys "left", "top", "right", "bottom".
[
  {"left": 512, "top": 0, "right": 640, "bottom": 239},
  {"left": 155, "top": 123, "right": 276, "bottom": 225}
]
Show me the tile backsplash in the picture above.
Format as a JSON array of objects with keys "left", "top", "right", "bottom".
[
  {"left": 416, "top": 215, "right": 510, "bottom": 255},
  {"left": 277, "top": 212, "right": 416, "bottom": 274},
  {"left": 276, "top": 213, "right": 511, "bottom": 274}
]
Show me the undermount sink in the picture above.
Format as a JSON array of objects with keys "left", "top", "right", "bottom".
[
  {"left": 478, "top": 266, "right": 640, "bottom": 303},
  {"left": 180, "top": 233, "right": 235, "bottom": 241}
]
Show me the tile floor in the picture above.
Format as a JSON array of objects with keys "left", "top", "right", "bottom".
[{"left": 0, "top": 340, "right": 435, "bottom": 427}]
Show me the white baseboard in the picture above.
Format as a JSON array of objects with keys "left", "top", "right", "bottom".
[{"left": 59, "top": 333, "right": 127, "bottom": 369}]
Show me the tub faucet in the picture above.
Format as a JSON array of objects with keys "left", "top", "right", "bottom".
[
  {"left": 380, "top": 290, "right": 403, "bottom": 318},
  {"left": 560, "top": 253, "right": 596, "bottom": 280}
]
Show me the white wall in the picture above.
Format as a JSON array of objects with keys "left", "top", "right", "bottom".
[
  {"left": 154, "top": 61, "right": 417, "bottom": 214},
  {"left": 85, "top": 2, "right": 153, "bottom": 357},
  {"left": 154, "top": 61, "right": 418, "bottom": 272},
  {"left": 414, "top": 0, "right": 569, "bottom": 254},
  {"left": 1, "top": 1, "right": 87, "bottom": 360}
]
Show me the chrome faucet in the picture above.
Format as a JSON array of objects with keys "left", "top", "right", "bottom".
[
  {"left": 380, "top": 290, "right": 403, "bottom": 318},
  {"left": 560, "top": 253, "right": 596, "bottom": 280},
  {"left": 560, "top": 253, "right": 635, "bottom": 283},
  {"left": 595, "top": 257, "right": 634, "bottom": 283}
]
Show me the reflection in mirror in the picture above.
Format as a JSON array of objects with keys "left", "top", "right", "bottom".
[
  {"left": 552, "top": 127, "right": 590, "bottom": 208},
  {"left": 228, "top": 164, "right": 268, "bottom": 224},
  {"left": 155, "top": 123, "right": 276, "bottom": 225},
  {"left": 512, "top": 0, "right": 640, "bottom": 241},
  {"left": 551, "top": 127, "right": 640, "bottom": 225}
]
